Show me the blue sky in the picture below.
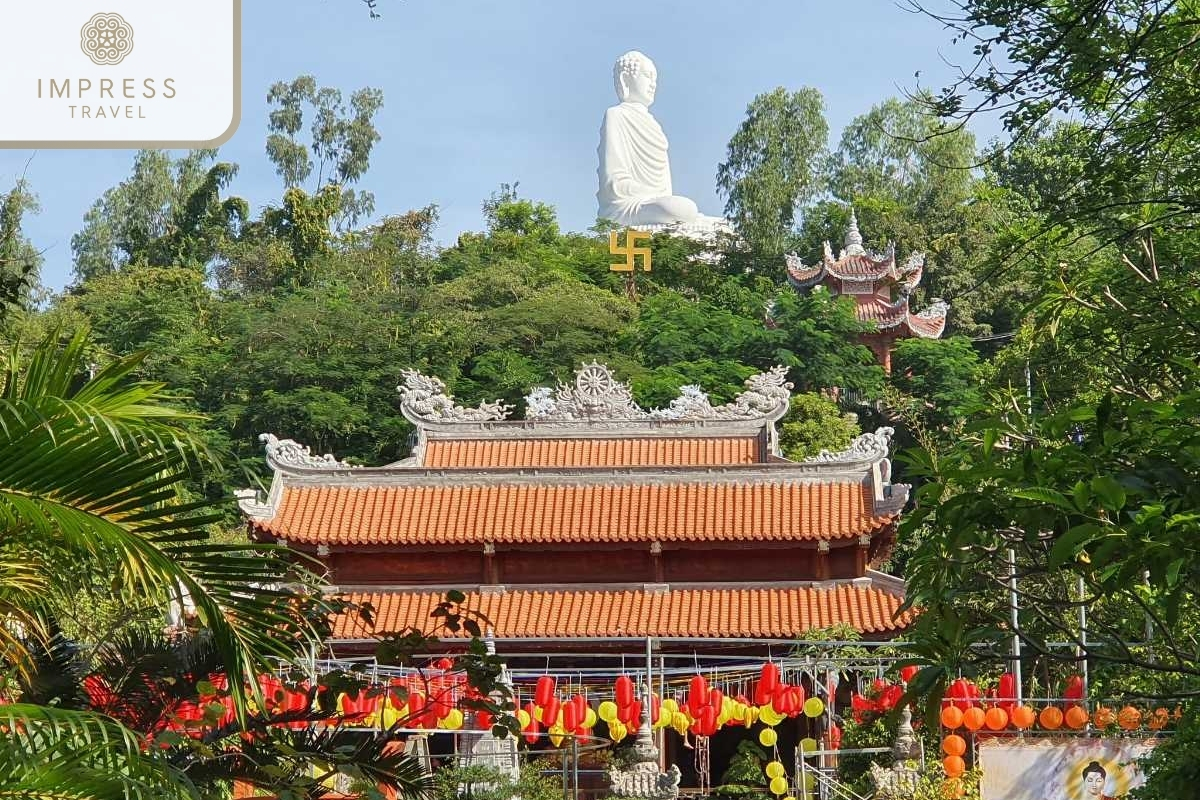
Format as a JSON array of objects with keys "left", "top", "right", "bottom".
[{"left": 1, "top": 0, "right": 1000, "bottom": 292}]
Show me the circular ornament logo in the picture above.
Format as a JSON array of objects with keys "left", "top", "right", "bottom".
[{"left": 80, "top": 12, "right": 134, "bottom": 65}]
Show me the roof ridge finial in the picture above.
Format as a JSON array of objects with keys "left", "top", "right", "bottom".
[{"left": 844, "top": 206, "right": 865, "bottom": 255}]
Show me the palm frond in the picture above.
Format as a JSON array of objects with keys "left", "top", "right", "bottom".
[
  {"left": 0, "top": 703, "right": 198, "bottom": 800},
  {"left": 0, "top": 331, "right": 329, "bottom": 718}
]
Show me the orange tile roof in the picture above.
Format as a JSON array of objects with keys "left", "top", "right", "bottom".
[
  {"left": 332, "top": 585, "right": 913, "bottom": 639},
  {"left": 423, "top": 437, "right": 762, "bottom": 468},
  {"left": 252, "top": 481, "right": 893, "bottom": 546}
]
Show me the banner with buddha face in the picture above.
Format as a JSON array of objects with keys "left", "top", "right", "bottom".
[{"left": 979, "top": 738, "right": 1158, "bottom": 800}]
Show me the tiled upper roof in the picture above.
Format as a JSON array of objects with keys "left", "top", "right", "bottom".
[
  {"left": 250, "top": 479, "right": 895, "bottom": 547},
  {"left": 331, "top": 583, "right": 913, "bottom": 639},
  {"left": 423, "top": 437, "right": 763, "bottom": 468}
]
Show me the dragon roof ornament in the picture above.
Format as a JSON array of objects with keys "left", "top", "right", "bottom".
[
  {"left": 916, "top": 299, "right": 949, "bottom": 320},
  {"left": 525, "top": 363, "right": 793, "bottom": 422},
  {"left": 260, "top": 433, "right": 355, "bottom": 470},
  {"left": 804, "top": 427, "right": 896, "bottom": 465},
  {"left": 398, "top": 370, "right": 513, "bottom": 422}
]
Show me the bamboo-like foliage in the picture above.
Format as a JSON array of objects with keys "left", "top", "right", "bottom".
[
  {"left": 0, "top": 330, "right": 332, "bottom": 795},
  {"left": 0, "top": 703, "right": 199, "bottom": 800}
]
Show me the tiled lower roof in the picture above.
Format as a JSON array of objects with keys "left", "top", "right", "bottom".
[
  {"left": 251, "top": 481, "right": 893, "bottom": 546},
  {"left": 331, "top": 584, "right": 913, "bottom": 639},
  {"left": 423, "top": 437, "right": 762, "bottom": 468}
]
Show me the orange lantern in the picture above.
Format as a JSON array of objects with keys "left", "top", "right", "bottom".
[
  {"left": 942, "top": 755, "right": 965, "bottom": 779},
  {"left": 962, "top": 706, "right": 986, "bottom": 732},
  {"left": 1118, "top": 706, "right": 1142, "bottom": 730},
  {"left": 984, "top": 707, "right": 1008, "bottom": 731},
  {"left": 942, "top": 778, "right": 966, "bottom": 799},
  {"left": 1148, "top": 708, "right": 1170, "bottom": 730},
  {"left": 1038, "top": 706, "right": 1064, "bottom": 730},
  {"left": 940, "top": 706, "right": 964, "bottom": 730},
  {"left": 1064, "top": 706, "right": 1089, "bottom": 730},
  {"left": 1010, "top": 705, "right": 1036, "bottom": 730},
  {"left": 941, "top": 734, "right": 967, "bottom": 757},
  {"left": 1093, "top": 706, "right": 1115, "bottom": 728}
]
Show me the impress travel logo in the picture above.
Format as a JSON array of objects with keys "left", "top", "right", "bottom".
[{"left": 0, "top": 2, "right": 241, "bottom": 148}]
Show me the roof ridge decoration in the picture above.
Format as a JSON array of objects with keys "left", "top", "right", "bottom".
[
  {"left": 916, "top": 299, "right": 949, "bottom": 320},
  {"left": 524, "top": 363, "right": 793, "bottom": 422},
  {"left": 843, "top": 207, "right": 865, "bottom": 256},
  {"left": 803, "top": 426, "right": 895, "bottom": 465},
  {"left": 398, "top": 370, "right": 514, "bottom": 422},
  {"left": 260, "top": 433, "right": 355, "bottom": 470}
]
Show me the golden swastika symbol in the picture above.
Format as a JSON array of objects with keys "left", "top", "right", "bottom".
[{"left": 609, "top": 229, "right": 652, "bottom": 272}]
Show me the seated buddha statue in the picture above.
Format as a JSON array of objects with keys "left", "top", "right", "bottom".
[{"left": 596, "top": 51, "right": 722, "bottom": 229}]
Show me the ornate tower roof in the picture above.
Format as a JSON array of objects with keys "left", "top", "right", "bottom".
[{"left": 784, "top": 212, "right": 949, "bottom": 349}]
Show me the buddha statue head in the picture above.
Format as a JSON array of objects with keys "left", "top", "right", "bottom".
[{"left": 613, "top": 50, "right": 658, "bottom": 106}]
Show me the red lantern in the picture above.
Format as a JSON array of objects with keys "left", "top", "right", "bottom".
[
  {"left": 615, "top": 675, "right": 634, "bottom": 707},
  {"left": 851, "top": 692, "right": 878, "bottom": 723},
  {"left": 997, "top": 673, "right": 1017, "bottom": 711},
  {"left": 573, "top": 693, "right": 588, "bottom": 719},
  {"left": 542, "top": 696, "right": 561, "bottom": 728},
  {"left": 477, "top": 710, "right": 494, "bottom": 730},
  {"left": 650, "top": 694, "right": 662, "bottom": 725},
  {"left": 708, "top": 688, "right": 724, "bottom": 711},
  {"left": 878, "top": 684, "right": 904, "bottom": 712},
  {"left": 688, "top": 675, "right": 709, "bottom": 715},
  {"left": 697, "top": 705, "right": 717, "bottom": 736},
  {"left": 753, "top": 680, "right": 771, "bottom": 706},
  {"left": 523, "top": 701, "right": 540, "bottom": 743},
  {"left": 1064, "top": 675, "right": 1085, "bottom": 706},
  {"left": 535, "top": 676, "right": 556, "bottom": 707},
  {"left": 341, "top": 689, "right": 374, "bottom": 721},
  {"left": 760, "top": 663, "right": 780, "bottom": 695},
  {"left": 899, "top": 665, "right": 919, "bottom": 684},
  {"left": 829, "top": 724, "right": 843, "bottom": 751},
  {"left": 948, "top": 678, "right": 976, "bottom": 711},
  {"left": 563, "top": 701, "right": 580, "bottom": 732}
]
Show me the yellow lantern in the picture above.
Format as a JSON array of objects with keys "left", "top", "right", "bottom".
[
  {"left": 800, "top": 737, "right": 818, "bottom": 754},
  {"left": 759, "top": 727, "right": 778, "bottom": 747},
  {"left": 759, "top": 706, "right": 783, "bottom": 726},
  {"left": 583, "top": 708, "right": 598, "bottom": 729},
  {"left": 381, "top": 703, "right": 402, "bottom": 728},
  {"left": 769, "top": 777, "right": 788, "bottom": 796},
  {"left": 549, "top": 724, "right": 565, "bottom": 747},
  {"left": 803, "top": 698, "right": 824, "bottom": 718},
  {"left": 517, "top": 709, "right": 531, "bottom": 728},
  {"left": 610, "top": 720, "right": 627, "bottom": 742},
  {"left": 765, "top": 761, "right": 786, "bottom": 780},
  {"left": 443, "top": 708, "right": 464, "bottom": 730},
  {"left": 598, "top": 701, "right": 619, "bottom": 722}
]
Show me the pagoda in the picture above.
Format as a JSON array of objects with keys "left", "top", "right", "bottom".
[
  {"left": 786, "top": 210, "right": 948, "bottom": 372},
  {"left": 237, "top": 363, "right": 913, "bottom": 654}
]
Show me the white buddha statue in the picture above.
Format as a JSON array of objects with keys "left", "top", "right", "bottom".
[{"left": 597, "top": 51, "right": 725, "bottom": 231}]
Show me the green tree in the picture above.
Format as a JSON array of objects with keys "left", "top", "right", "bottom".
[
  {"left": 70, "top": 150, "right": 244, "bottom": 282},
  {"left": 265, "top": 75, "right": 384, "bottom": 229},
  {"left": 778, "top": 392, "right": 860, "bottom": 461},
  {"left": 889, "top": 336, "right": 983, "bottom": 431},
  {"left": 0, "top": 179, "right": 42, "bottom": 316},
  {"left": 921, "top": 0, "right": 1200, "bottom": 245},
  {"left": 717, "top": 87, "right": 829, "bottom": 257}
]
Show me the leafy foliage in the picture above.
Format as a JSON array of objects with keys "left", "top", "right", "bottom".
[{"left": 717, "top": 87, "right": 829, "bottom": 257}]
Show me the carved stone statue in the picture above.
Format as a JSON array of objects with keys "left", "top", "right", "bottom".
[{"left": 597, "top": 51, "right": 727, "bottom": 234}]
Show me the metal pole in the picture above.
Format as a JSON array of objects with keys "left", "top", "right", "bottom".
[
  {"left": 1008, "top": 548, "right": 1023, "bottom": 703},
  {"left": 1077, "top": 575, "right": 1088, "bottom": 699},
  {"left": 571, "top": 735, "right": 580, "bottom": 800},
  {"left": 1025, "top": 361, "right": 1033, "bottom": 421}
]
